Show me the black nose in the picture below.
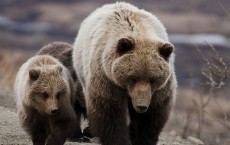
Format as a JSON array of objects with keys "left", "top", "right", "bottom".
[
  {"left": 136, "top": 106, "right": 148, "bottom": 113},
  {"left": 51, "top": 108, "right": 58, "bottom": 114}
]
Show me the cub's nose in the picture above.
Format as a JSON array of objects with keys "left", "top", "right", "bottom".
[
  {"left": 51, "top": 108, "right": 59, "bottom": 114},
  {"left": 136, "top": 106, "right": 148, "bottom": 113}
]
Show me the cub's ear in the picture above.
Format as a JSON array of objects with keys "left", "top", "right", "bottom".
[
  {"left": 117, "top": 37, "right": 134, "bottom": 54},
  {"left": 55, "top": 65, "right": 63, "bottom": 73},
  {"left": 29, "top": 68, "right": 40, "bottom": 81},
  {"left": 159, "top": 43, "right": 174, "bottom": 61}
]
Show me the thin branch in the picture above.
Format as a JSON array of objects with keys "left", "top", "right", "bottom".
[
  {"left": 213, "top": 97, "right": 229, "bottom": 126},
  {"left": 194, "top": 98, "right": 230, "bottom": 131},
  {"left": 219, "top": 0, "right": 230, "bottom": 21},
  {"left": 204, "top": 109, "right": 230, "bottom": 130}
]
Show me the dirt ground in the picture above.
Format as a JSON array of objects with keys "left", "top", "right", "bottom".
[{"left": 0, "top": 88, "right": 197, "bottom": 145}]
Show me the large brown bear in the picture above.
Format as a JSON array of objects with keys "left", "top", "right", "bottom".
[
  {"left": 73, "top": 2, "right": 177, "bottom": 145},
  {"left": 14, "top": 54, "right": 78, "bottom": 145},
  {"left": 37, "top": 42, "right": 91, "bottom": 139}
]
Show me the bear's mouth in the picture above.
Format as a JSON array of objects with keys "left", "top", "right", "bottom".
[
  {"left": 134, "top": 105, "right": 148, "bottom": 113},
  {"left": 131, "top": 98, "right": 150, "bottom": 113}
]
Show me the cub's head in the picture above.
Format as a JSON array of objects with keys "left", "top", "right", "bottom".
[
  {"left": 28, "top": 64, "right": 70, "bottom": 115},
  {"left": 102, "top": 37, "right": 174, "bottom": 113}
]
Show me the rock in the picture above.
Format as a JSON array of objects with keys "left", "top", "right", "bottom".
[
  {"left": 170, "top": 130, "right": 177, "bottom": 136},
  {"left": 158, "top": 133, "right": 197, "bottom": 145},
  {"left": 176, "top": 135, "right": 183, "bottom": 142},
  {"left": 187, "top": 136, "right": 205, "bottom": 145}
]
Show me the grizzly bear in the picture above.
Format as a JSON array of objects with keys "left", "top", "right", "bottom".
[
  {"left": 37, "top": 42, "right": 91, "bottom": 139},
  {"left": 73, "top": 2, "right": 177, "bottom": 145},
  {"left": 14, "top": 55, "right": 78, "bottom": 145}
]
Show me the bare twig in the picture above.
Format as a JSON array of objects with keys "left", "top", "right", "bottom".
[
  {"left": 219, "top": 0, "right": 230, "bottom": 21},
  {"left": 182, "top": 109, "right": 194, "bottom": 138},
  {"left": 213, "top": 97, "right": 229, "bottom": 127},
  {"left": 195, "top": 43, "right": 229, "bottom": 90},
  {"left": 199, "top": 103, "right": 230, "bottom": 130},
  {"left": 192, "top": 43, "right": 230, "bottom": 141}
]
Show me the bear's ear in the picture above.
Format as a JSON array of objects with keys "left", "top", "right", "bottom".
[
  {"left": 55, "top": 65, "right": 63, "bottom": 73},
  {"left": 159, "top": 43, "right": 174, "bottom": 61},
  {"left": 29, "top": 68, "right": 40, "bottom": 81},
  {"left": 117, "top": 37, "right": 134, "bottom": 54}
]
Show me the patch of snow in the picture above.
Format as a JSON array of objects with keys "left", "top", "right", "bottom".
[
  {"left": 169, "top": 34, "right": 230, "bottom": 47},
  {"left": 0, "top": 15, "right": 56, "bottom": 33}
]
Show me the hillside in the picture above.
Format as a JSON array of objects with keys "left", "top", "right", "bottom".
[
  {"left": 0, "top": 0, "right": 230, "bottom": 35},
  {"left": 0, "top": 89, "right": 198, "bottom": 145}
]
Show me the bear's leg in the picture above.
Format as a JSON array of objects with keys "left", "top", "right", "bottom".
[
  {"left": 68, "top": 122, "right": 84, "bottom": 142},
  {"left": 45, "top": 120, "right": 70, "bottom": 145},
  {"left": 68, "top": 101, "right": 91, "bottom": 142},
  {"left": 88, "top": 97, "right": 131, "bottom": 145},
  {"left": 19, "top": 109, "right": 48, "bottom": 145},
  {"left": 68, "top": 114, "right": 91, "bottom": 143},
  {"left": 129, "top": 97, "right": 172, "bottom": 145},
  {"left": 29, "top": 120, "right": 48, "bottom": 145},
  {"left": 45, "top": 126, "right": 67, "bottom": 145},
  {"left": 46, "top": 110, "right": 78, "bottom": 145},
  {"left": 83, "top": 126, "right": 94, "bottom": 138}
]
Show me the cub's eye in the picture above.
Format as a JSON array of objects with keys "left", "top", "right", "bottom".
[
  {"left": 39, "top": 92, "right": 48, "bottom": 99},
  {"left": 149, "top": 78, "right": 156, "bottom": 85},
  {"left": 130, "top": 77, "right": 138, "bottom": 84},
  {"left": 56, "top": 91, "right": 63, "bottom": 100}
]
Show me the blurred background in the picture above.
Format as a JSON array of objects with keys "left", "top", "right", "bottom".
[{"left": 0, "top": 0, "right": 229, "bottom": 145}]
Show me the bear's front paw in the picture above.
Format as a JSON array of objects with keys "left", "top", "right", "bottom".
[
  {"left": 45, "top": 136, "right": 55, "bottom": 145},
  {"left": 45, "top": 135, "right": 65, "bottom": 145}
]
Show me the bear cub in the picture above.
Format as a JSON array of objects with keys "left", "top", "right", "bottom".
[
  {"left": 37, "top": 42, "right": 92, "bottom": 139},
  {"left": 14, "top": 54, "right": 78, "bottom": 145}
]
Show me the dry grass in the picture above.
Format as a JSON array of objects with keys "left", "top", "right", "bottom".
[
  {"left": 0, "top": 50, "right": 32, "bottom": 88},
  {"left": 166, "top": 6, "right": 230, "bottom": 143},
  {"left": 165, "top": 44, "right": 230, "bottom": 145},
  {"left": 166, "top": 89, "right": 230, "bottom": 145}
]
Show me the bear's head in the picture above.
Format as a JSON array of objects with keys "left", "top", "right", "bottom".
[
  {"left": 28, "top": 64, "right": 71, "bottom": 115},
  {"left": 102, "top": 37, "right": 174, "bottom": 113}
]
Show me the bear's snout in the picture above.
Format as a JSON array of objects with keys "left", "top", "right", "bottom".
[
  {"left": 47, "top": 98, "right": 59, "bottom": 115},
  {"left": 51, "top": 108, "right": 59, "bottom": 114},
  {"left": 128, "top": 82, "right": 152, "bottom": 113},
  {"left": 132, "top": 97, "right": 151, "bottom": 113},
  {"left": 136, "top": 105, "right": 148, "bottom": 113}
]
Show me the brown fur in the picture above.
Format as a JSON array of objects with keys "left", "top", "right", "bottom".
[
  {"left": 73, "top": 2, "right": 177, "bottom": 145},
  {"left": 37, "top": 42, "right": 90, "bottom": 140},
  {"left": 37, "top": 42, "right": 86, "bottom": 113},
  {"left": 15, "top": 55, "right": 78, "bottom": 145}
]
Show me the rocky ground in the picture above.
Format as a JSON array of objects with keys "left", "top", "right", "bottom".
[{"left": 0, "top": 88, "right": 204, "bottom": 145}]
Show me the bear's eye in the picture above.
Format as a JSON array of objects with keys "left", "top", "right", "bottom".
[
  {"left": 56, "top": 91, "right": 63, "bottom": 100},
  {"left": 117, "top": 37, "right": 134, "bottom": 54},
  {"left": 149, "top": 78, "right": 156, "bottom": 85},
  {"left": 130, "top": 77, "right": 138, "bottom": 84},
  {"left": 41, "top": 92, "right": 49, "bottom": 99},
  {"left": 159, "top": 43, "right": 174, "bottom": 61}
]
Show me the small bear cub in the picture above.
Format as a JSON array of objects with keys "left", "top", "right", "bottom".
[{"left": 14, "top": 54, "right": 77, "bottom": 145}]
